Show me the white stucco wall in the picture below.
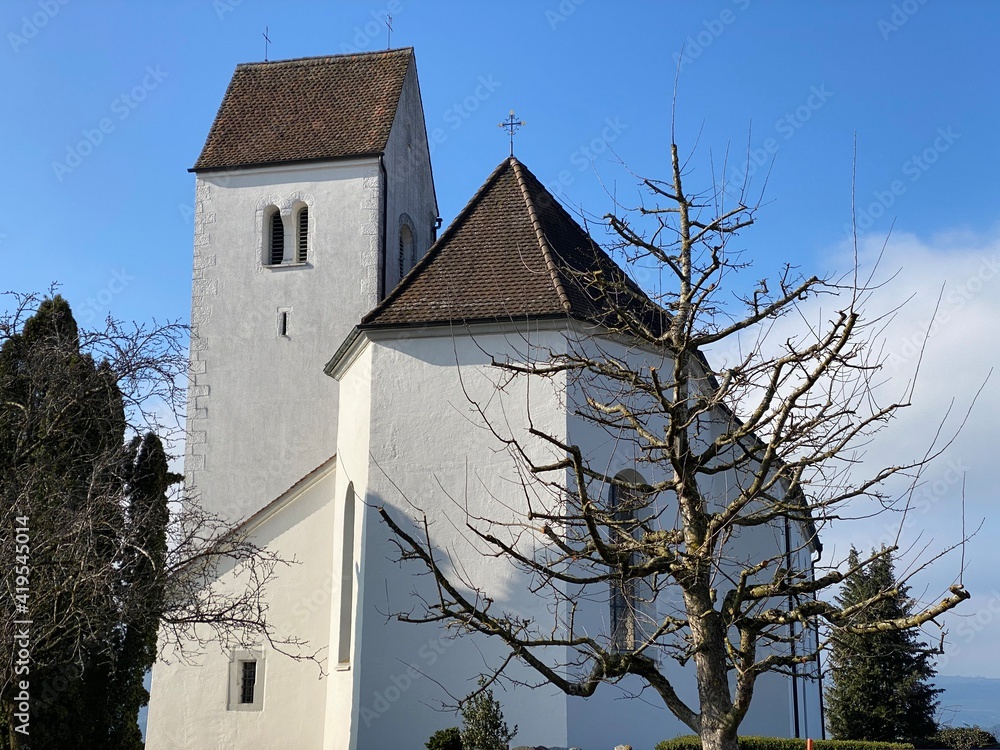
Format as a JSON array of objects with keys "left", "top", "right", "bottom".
[
  {"left": 331, "top": 325, "right": 573, "bottom": 750},
  {"left": 556, "top": 333, "right": 825, "bottom": 746},
  {"left": 327, "top": 326, "right": 822, "bottom": 750},
  {"left": 146, "top": 462, "right": 337, "bottom": 749},
  {"left": 323, "top": 343, "right": 373, "bottom": 750},
  {"left": 186, "top": 160, "right": 382, "bottom": 523}
]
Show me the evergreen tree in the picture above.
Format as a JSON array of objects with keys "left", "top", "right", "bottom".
[
  {"left": 460, "top": 678, "right": 517, "bottom": 750},
  {"left": 0, "top": 297, "right": 175, "bottom": 750},
  {"left": 825, "top": 547, "right": 941, "bottom": 741}
]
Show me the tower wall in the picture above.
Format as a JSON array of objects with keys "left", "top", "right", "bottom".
[
  {"left": 383, "top": 59, "right": 438, "bottom": 291},
  {"left": 186, "top": 159, "right": 381, "bottom": 521}
]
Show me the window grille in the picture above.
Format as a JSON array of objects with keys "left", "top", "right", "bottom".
[
  {"left": 269, "top": 212, "right": 284, "bottom": 265},
  {"left": 296, "top": 207, "right": 309, "bottom": 263},
  {"left": 240, "top": 661, "right": 257, "bottom": 704}
]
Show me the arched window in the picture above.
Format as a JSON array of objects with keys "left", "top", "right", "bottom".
[
  {"left": 268, "top": 210, "right": 284, "bottom": 265},
  {"left": 609, "top": 474, "right": 644, "bottom": 651},
  {"left": 398, "top": 223, "right": 415, "bottom": 279},
  {"left": 296, "top": 206, "right": 309, "bottom": 263},
  {"left": 338, "top": 483, "right": 356, "bottom": 665}
]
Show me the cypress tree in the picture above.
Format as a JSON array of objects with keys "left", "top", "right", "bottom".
[
  {"left": 825, "top": 547, "right": 941, "bottom": 741},
  {"left": 0, "top": 297, "right": 174, "bottom": 749},
  {"left": 102, "top": 433, "right": 177, "bottom": 750}
]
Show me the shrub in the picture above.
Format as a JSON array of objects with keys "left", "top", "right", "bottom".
[
  {"left": 426, "top": 726, "right": 464, "bottom": 750},
  {"left": 655, "top": 736, "right": 915, "bottom": 750},
  {"left": 460, "top": 677, "right": 517, "bottom": 750},
  {"left": 930, "top": 726, "right": 998, "bottom": 750}
]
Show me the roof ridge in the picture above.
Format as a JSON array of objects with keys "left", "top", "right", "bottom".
[
  {"left": 235, "top": 47, "right": 413, "bottom": 69},
  {"left": 510, "top": 158, "right": 573, "bottom": 314},
  {"left": 361, "top": 157, "right": 513, "bottom": 325}
]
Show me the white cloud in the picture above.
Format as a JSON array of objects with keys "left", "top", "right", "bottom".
[
  {"left": 824, "top": 230, "right": 1000, "bottom": 676},
  {"left": 707, "top": 227, "right": 1000, "bottom": 676}
]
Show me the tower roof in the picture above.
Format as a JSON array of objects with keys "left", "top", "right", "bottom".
[
  {"left": 192, "top": 48, "right": 414, "bottom": 172},
  {"left": 361, "top": 156, "right": 663, "bottom": 331}
]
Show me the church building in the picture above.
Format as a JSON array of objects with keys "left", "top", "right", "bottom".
[{"left": 145, "top": 48, "right": 824, "bottom": 749}]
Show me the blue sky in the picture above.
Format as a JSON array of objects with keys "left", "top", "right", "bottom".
[{"left": 4, "top": 0, "right": 1000, "bottom": 696}]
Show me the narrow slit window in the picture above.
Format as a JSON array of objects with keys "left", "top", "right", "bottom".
[
  {"left": 338, "top": 484, "right": 356, "bottom": 664},
  {"left": 278, "top": 310, "right": 288, "bottom": 337},
  {"left": 398, "top": 223, "right": 414, "bottom": 278},
  {"left": 397, "top": 230, "right": 405, "bottom": 279},
  {"left": 239, "top": 661, "right": 257, "bottom": 704},
  {"left": 269, "top": 212, "right": 284, "bottom": 265},
  {"left": 296, "top": 207, "right": 309, "bottom": 263}
]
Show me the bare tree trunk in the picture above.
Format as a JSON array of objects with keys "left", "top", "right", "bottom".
[
  {"left": 701, "top": 720, "right": 740, "bottom": 750},
  {"left": 685, "top": 579, "right": 740, "bottom": 750}
]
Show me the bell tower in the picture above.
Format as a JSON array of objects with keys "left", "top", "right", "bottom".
[{"left": 185, "top": 48, "right": 437, "bottom": 521}]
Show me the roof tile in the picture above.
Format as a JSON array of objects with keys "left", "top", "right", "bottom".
[
  {"left": 363, "top": 157, "right": 665, "bottom": 333},
  {"left": 193, "top": 48, "right": 413, "bottom": 171}
]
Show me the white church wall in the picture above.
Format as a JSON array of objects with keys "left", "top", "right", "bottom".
[
  {"left": 339, "top": 325, "right": 574, "bottom": 750},
  {"left": 146, "top": 463, "right": 337, "bottom": 749},
  {"left": 322, "top": 323, "right": 823, "bottom": 750},
  {"left": 558, "top": 334, "right": 699, "bottom": 748},
  {"left": 186, "top": 160, "right": 381, "bottom": 523},
  {"left": 382, "top": 59, "right": 438, "bottom": 292},
  {"left": 555, "top": 332, "right": 821, "bottom": 746},
  {"left": 788, "top": 525, "right": 826, "bottom": 740},
  {"left": 324, "top": 343, "right": 374, "bottom": 750}
]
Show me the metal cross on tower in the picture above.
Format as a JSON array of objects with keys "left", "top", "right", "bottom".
[
  {"left": 263, "top": 26, "right": 272, "bottom": 61},
  {"left": 386, "top": 14, "right": 393, "bottom": 49},
  {"left": 498, "top": 110, "right": 525, "bottom": 157}
]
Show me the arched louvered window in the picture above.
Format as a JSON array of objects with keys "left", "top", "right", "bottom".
[
  {"left": 609, "top": 475, "right": 643, "bottom": 651},
  {"left": 268, "top": 211, "right": 284, "bottom": 265},
  {"left": 398, "top": 223, "right": 414, "bottom": 278},
  {"left": 296, "top": 206, "right": 309, "bottom": 263}
]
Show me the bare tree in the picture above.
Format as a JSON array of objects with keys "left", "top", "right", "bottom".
[{"left": 377, "top": 144, "right": 973, "bottom": 750}]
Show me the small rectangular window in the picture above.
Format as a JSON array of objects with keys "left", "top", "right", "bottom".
[
  {"left": 277, "top": 307, "right": 291, "bottom": 338},
  {"left": 240, "top": 661, "right": 257, "bottom": 704},
  {"left": 228, "top": 649, "right": 264, "bottom": 711}
]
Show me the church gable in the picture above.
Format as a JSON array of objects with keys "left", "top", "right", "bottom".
[{"left": 193, "top": 48, "right": 413, "bottom": 172}]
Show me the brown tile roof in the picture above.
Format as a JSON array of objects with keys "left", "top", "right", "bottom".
[
  {"left": 192, "top": 48, "right": 413, "bottom": 172},
  {"left": 361, "top": 157, "right": 665, "bottom": 332}
]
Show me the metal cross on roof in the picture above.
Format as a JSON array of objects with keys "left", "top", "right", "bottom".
[
  {"left": 263, "top": 26, "right": 272, "bottom": 62},
  {"left": 386, "top": 14, "right": 393, "bottom": 49},
  {"left": 498, "top": 110, "right": 525, "bottom": 157}
]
